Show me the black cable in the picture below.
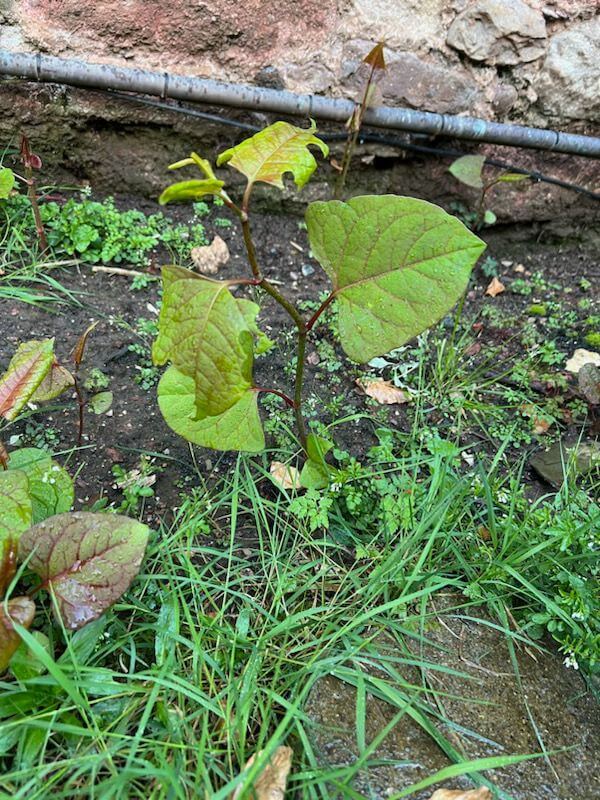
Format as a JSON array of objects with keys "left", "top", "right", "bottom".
[{"left": 89, "top": 88, "right": 600, "bottom": 202}]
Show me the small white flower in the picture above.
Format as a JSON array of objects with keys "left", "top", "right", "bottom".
[
  {"left": 563, "top": 653, "right": 579, "bottom": 670},
  {"left": 571, "top": 611, "right": 585, "bottom": 622}
]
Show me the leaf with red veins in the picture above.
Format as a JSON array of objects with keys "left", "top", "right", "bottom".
[
  {"left": 0, "top": 339, "right": 55, "bottom": 420},
  {"left": 31, "top": 360, "right": 74, "bottom": 402},
  {"left": 19, "top": 512, "right": 150, "bottom": 630},
  {"left": 0, "top": 596, "right": 35, "bottom": 672}
]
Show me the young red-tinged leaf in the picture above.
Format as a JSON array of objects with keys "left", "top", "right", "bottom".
[
  {"left": 0, "top": 597, "right": 36, "bottom": 672},
  {"left": 216, "top": 121, "right": 328, "bottom": 191},
  {"left": 0, "top": 166, "right": 15, "bottom": 199},
  {"left": 30, "top": 359, "right": 74, "bottom": 402},
  {"left": 157, "top": 366, "right": 264, "bottom": 452},
  {"left": 72, "top": 321, "right": 99, "bottom": 368},
  {"left": 0, "top": 538, "right": 18, "bottom": 599},
  {"left": 305, "top": 195, "right": 485, "bottom": 362},
  {"left": 0, "top": 469, "right": 32, "bottom": 548},
  {"left": 19, "top": 512, "right": 150, "bottom": 630},
  {"left": 0, "top": 339, "right": 55, "bottom": 420},
  {"left": 363, "top": 42, "right": 386, "bottom": 70},
  {"left": 7, "top": 448, "right": 73, "bottom": 524},
  {"left": 159, "top": 179, "right": 225, "bottom": 206},
  {"left": 153, "top": 270, "right": 256, "bottom": 420},
  {"left": 448, "top": 155, "right": 486, "bottom": 189}
]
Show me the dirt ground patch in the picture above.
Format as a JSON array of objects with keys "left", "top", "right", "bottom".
[{"left": 1, "top": 197, "right": 598, "bottom": 524}]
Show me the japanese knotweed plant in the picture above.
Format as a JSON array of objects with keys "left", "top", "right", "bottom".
[
  {"left": 156, "top": 121, "right": 486, "bottom": 484},
  {"left": 0, "top": 446, "right": 150, "bottom": 674},
  {"left": 449, "top": 154, "right": 531, "bottom": 228},
  {"left": 0, "top": 325, "right": 100, "bottom": 444}
]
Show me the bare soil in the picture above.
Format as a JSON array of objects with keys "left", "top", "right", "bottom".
[{"left": 1, "top": 197, "right": 598, "bottom": 525}]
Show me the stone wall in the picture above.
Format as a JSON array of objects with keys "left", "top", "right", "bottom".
[{"left": 0, "top": 0, "right": 598, "bottom": 227}]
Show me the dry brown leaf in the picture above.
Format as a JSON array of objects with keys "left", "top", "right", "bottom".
[
  {"left": 429, "top": 788, "right": 491, "bottom": 800},
  {"left": 191, "top": 235, "right": 230, "bottom": 275},
  {"left": 532, "top": 417, "right": 551, "bottom": 435},
  {"left": 231, "top": 746, "right": 293, "bottom": 800},
  {"left": 484, "top": 277, "right": 505, "bottom": 297},
  {"left": 357, "top": 379, "right": 409, "bottom": 405},
  {"left": 270, "top": 462, "right": 301, "bottom": 491},
  {"left": 565, "top": 348, "right": 600, "bottom": 374}
]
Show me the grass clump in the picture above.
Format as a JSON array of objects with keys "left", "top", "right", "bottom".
[{"left": 1, "top": 434, "right": 598, "bottom": 798}]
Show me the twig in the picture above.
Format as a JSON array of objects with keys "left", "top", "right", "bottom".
[{"left": 91, "top": 266, "right": 154, "bottom": 278}]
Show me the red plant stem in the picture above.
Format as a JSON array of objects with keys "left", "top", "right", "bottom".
[
  {"left": 20, "top": 134, "right": 48, "bottom": 252},
  {"left": 335, "top": 58, "right": 379, "bottom": 200},
  {"left": 73, "top": 374, "right": 85, "bottom": 446},
  {"left": 306, "top": 292, "right": 336, "bottom": 332},
  {"left": 254, "top": 387, "right": 296, "bottom": 409},
  {"left": 230, "top": 185, "right": 310, "bottom": 450}
]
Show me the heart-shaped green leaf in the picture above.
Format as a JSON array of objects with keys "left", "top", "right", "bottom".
[
  {"left": 19, "top": 512, "right": 150, "bottom": 630},
  {"left": 0, "top": 167, "right": 15, "bottom": 199},
  {"left": 153, "top": 269, "right": 255, "bottom": 420},
  {"left": 305, "top": 195, "right": 486, "bottom": 362},
  {"left": 0, "top": 597, "right": 36, "bottom": 672},
  {"left": 448, "top": 155, "right": 486, "bottom": 189},
  {"left": 217, "top": 121, "right": 328, "bottom": 191},
  {"left": 159, "top": 178, "right": 225, "bottom": 206},
  {"left": 0, "top": 339, "right": 55, "bottom": 420},
  {"left": 7, "top": 448, "right": 73, "bottom": 524},
  {"left": 157, "top": 366, "right": 264, "bottom": 453}
]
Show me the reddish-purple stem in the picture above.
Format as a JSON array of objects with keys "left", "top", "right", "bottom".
[
  {"left": 306, "top": 292, "right": 336, "bottom": 332},
  {"left": 254, "top": 387, "right": 296, "bottom": 409}
]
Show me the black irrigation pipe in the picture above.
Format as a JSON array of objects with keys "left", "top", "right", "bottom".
[
  {"left": 1, "top": 51, "right": 600, "bottom": 157},
  {"left": 93, "top": 89, "right": 600, "bottom": 201}
]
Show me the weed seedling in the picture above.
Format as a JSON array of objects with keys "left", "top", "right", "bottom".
[
  {"left": 154, "top": 121, "right": 485, "bottom": 484},
  {"left": 449, "top": 154, "right": 531, "bottom": 229},
  {"left": 0, "top": 446, "right": 150, "bottom": 673}
]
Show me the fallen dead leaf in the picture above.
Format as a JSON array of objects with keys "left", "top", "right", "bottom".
[
  {"left": 357, "top": 379, "right": 409, "bottom": 405},
  {"left": 231, "top": 746, "right": 293, "bottom": 800},
  {"left": 429, "top": 788, "right": 491, "bottom": 800},
  {"left": 532, "top": 417, "right": 551, "bottom": 435},
  {"left": 520, "top": 404, "right": 552, "bottom": 435},
  {"left": 484, "top": 277, "right": 505, "bottom": 297},
  {"left": 464, "top": 342, "right": 481, "bottom": 357},
  {"left": 270, "top": 461, "right": 301, "bottom": 491},
  {"left": 565, "top": 348, "right": 600, "bottom": 374},
  {"left": 191, "top": 235, "right": 230, "bottom": 275},
  {"left": 461, "top": 450, "right": 475, "bottom": 467},
  {"left": 307, "top": 351, "right": 320, "bottom": 366}
]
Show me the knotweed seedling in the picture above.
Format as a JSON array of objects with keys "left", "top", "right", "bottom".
[
  {"left": 0, "top": 323, "right": 104, "bottom": 445},
  {"left": 335, "top": 41, "right": 386, "bottom": 199},
  {"left": 449, "top": 154, "right": 531, "bottom": 228},
  {"left": 0, "top": 447, "right": 150, "bottom": 674},
  {"left": 156, "top": 121, "right": 486, "bottom": 486}
]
